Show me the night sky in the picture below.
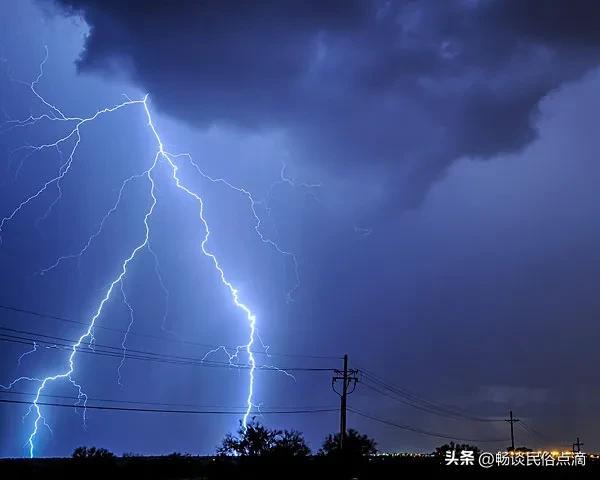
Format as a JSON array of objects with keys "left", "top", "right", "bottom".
[{"left": 2, "top": 0, "right": 600, "bottom": 458}]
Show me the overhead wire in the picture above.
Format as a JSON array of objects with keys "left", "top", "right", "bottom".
[
  {"left": 0, "top": 304, "right": 342, "bottom": 360},
  {"left": 0, "top": 327, "right": 335, "bottom": 372},
  {"left": 348, "top": 407, "right": 507, "bottom": 443}
]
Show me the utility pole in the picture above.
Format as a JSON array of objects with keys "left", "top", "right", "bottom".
[
  {"left": 505, "top": 410, "right": 520, "bottom": 451},
  {"left": 573, "top": 437, "right": 584, "bottom": 453},
  {"left": 332, "top": 354, "right": 358, "bottom": 450}
]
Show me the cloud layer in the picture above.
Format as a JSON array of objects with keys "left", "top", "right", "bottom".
[{"left": 48, "top": 0, "right": 600, "bottom": 206}]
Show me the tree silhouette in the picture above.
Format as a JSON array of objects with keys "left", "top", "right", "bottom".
[
  {"left": 270, "top": 430, "right": 311, "bottom": 457},
  {"left": 217, "top": 418, "right": 310, "bottom": 457},
  {"left": 72, "top": 446, "right": 115, "bottom": 459},
  {"left": 320, "top": 429, "right": 377, "bottom": 458}
]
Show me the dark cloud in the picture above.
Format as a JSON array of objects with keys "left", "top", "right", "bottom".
[{"left": 47, "top": 0, "right": 600, "bottom": 206}]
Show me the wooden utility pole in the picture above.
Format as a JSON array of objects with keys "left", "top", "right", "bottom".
[
  {"left": 505, "top": 410, "right": 520, "bottom": 451},
  {"left": 332, "top": 354, "right": 358, "bottom": 450},
  {"left": 573, "top": 437, "right": 584, "bottom": 453}
]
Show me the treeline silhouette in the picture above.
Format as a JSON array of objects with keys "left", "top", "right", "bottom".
[
  {"left": 0, "top": 421, "right": 597, "bottom": 479},
  {"left": 217, "top": 417, "right": 376, "bottom": 458}
]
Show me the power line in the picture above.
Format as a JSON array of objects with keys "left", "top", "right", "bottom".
[
  {"left": 519, "top": 420, "right": 547, "bottom": 440},
  {"left": 359, "top": 368, "right": 503, "bottom": 423},
  {"left": 518, "top": 420, "right": 552, "bottom": 443},
  {"left": 0, "top": 322, "right": 336, "bottom": 369},
  {"left": 360, "top": 368, "right": 456, "bottom": 409},
  {"left": 360, "top": 379, "right": 479, "bottom": 421},
  {"left": 0, "top": 304, "right": 341, "bottom": 360},
  {"left": 0, "top": 398, "right": 338, "bottom": 416},
  {"left": 360, "top": 369, "right": 488, "bottom": 420},
  {"left": 516, "top": 422, "right": 569, "bottom": 451},
  {"left": 0, "top": 335, "right": 333, "bottom": 373},
  {"left": 0, "top": 390, "right": 337, "bottom": 412},
  {"left": 0, "top": 328, "right": 334, "bottom": 372},
  {"left": 359, "top": 379, "right": 503, "bottom": 423},
  {"left": 0, "top": 304, "right": 557, "bottom": 447},
  {"left": 0, "top": 333, "right": 275, "bottom": 372},
  {"left": 359, "top": 379, "right": 455, "bottom": 418},
  {"left": 518, "top": 421, "right": 535, "bottom": 437},
  {"left": 348, "top": 407, "right": 507, "bottom": 443},
  {"left": 0, "top": 324, "right": 274, "bottom": 365}
]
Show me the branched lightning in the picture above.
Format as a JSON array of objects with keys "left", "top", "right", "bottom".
[
  {"left": 16, "top": 342, "right": 39, "bottom": 366},
  {"left": 39, "top": 169, "right": 149, "bottom": 275},
  {"left": 18, "top": 150, "right": 158, "bottom": 456},
  {"left": 23, "top": 45, "right": 72, "bottom": 122},
  {"left": 1, "top": 48, "right": 308, "bottom": 456},
  {"left": 1, "top": 376, "right": 43, "bottom": 391},
  {"left": 170, "top": 153, "right": 302, "bottom": 302},
  {"left": 0, "top": 96, "right": 146, "bottom": 242},
  {"left": 117, "top": 280, "right": 135, "bottom": 386},
  {"left": 147, "top": 244, "right": 171, "bottom": 333},
  {"left": 15, "top": 343, "right": 60, "bottom": 367},
  {"left": 277, "top": 162, "right": 321, "bottom": 194},
  {"left": 142, "top": 101, "right": 260, "bottom": 427},
  {"left": 261, "top": 162, "right": 321, "bottom": 215},
  {"left": 33, "top": 144, "right": 65, "bottom": 232}
]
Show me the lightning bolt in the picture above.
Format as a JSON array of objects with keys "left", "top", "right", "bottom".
[
  {"left": 33, "top": 144, "right": 66, "bottom": 232},
  {"left": 171, "top": 153, "right": 302, "bottom": 302},
  {"left": 261, "top": 162, "right": 321, "bottom": 215},
  {"left": 16, "top": 342, "right": 39, "bottom": 366},
  {"left": 38, "top": 169, "right": 148, "bottom": 275},
  {"left": 117, "top": 280, "right": 135, "bottom": 386},
  {"left": 0, "top": 96, "right": 147, "bottom": 242},
  {"left": 1, "top": 48, "right": 307, "bottom": 456},
  {"left": 20, "top": 149, "right": 158, "bottom": 457},
  {"left": 142, "top": 101, "right": 259, "bottom": 427},
  {"left": 147, "top": 244, "right": 171, "bottom": 333},
  {"left": 12, "top": 342, "right": 60, "bottom": 367}
]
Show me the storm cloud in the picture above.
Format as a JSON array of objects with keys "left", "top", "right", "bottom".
[{"left": 43, "top": 0, "right": 600, "bottom": 204}]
